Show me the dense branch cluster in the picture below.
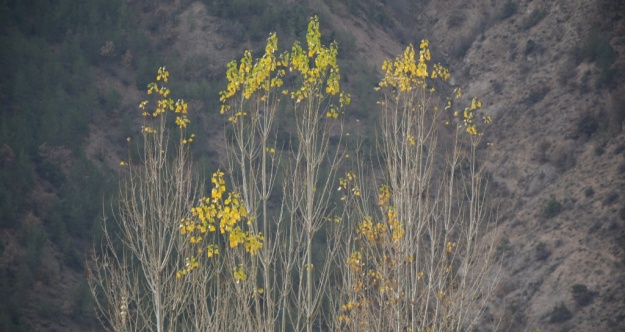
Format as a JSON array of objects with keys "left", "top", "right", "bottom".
[{"left": 89, "top": 16, "right": 497, "bottom": 332}]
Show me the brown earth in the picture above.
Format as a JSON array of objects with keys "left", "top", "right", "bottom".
[{"left": 8, "top": 0, "right": 624, "bottom": 330}]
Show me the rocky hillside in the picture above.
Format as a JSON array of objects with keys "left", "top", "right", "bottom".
[
  {"left": 387, "top": 1, "right": 625, "bottom": 330},
  {"left": 121, "top": 1, "right": 625, "bottom": 331},
  {"left": 1, "top": 0, "right": 624, "bottom": 331},
  {"left": 426, "top": 1, "right": 625, "bottom": 331},
  {"left": 369, "top": 2, "right": 623, "bottom": 331}
]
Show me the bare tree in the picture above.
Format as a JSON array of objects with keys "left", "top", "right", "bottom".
[
  {"left": 89, "top": 23, "right": 498, "bottom": 332},
  {"left": 334, "top": 42, "right": 498, "bottom": 332},
  {"left": 88, "top": 68, "right": 198, "bottom": 332},
  {"left": 219, "top": 34, "right": 284, "bottom": 331},
  {"left": 216, "top": 17, "right": 350, "bottom": 332},
  {"left": 285, "top": 23, "right": 351, "bottom": 331}
]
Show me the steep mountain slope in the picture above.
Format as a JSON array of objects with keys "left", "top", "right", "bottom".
[
  {"left": 117, "top": 0, "right": 625, "bottom": 330},
  {"left": 1, "top": 0, "right": 623, "bottom": 331},
  {"left": 427, "top": 1, "right": 625, "bottom": 330}
]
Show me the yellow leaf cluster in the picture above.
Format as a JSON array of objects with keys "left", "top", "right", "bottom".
[
  {"left": 177, "top": 256, "right": 200, "bottom": 278},
  {"left": 233, "top": 265, "right": 247, "bottom": 282},
  {"left": 288, "top": 16, "right": 346, "bottom": 108},
  {"left": 378, "top": 40, "right": 452, "bottom": 95},
  {"left": 175, "top": 116, "right": 189, "bottom": 129},
  {"left": 157, "top": 66, "right": 169, "bottom": 82},
  {"left": 380, "top": 43, "right": 424, "bottom": 91},
  {"left": 356, "top": 216, "right": 385, "bottom": 243},
  {"left": 386, "top": 207, "right": 404, "bottom": 243},
  {"left": 445, "top": 241, "right": 457, "bottom": 255},
  {"left": 219, "top": 16, "right": 350, "bottom": 122},
  {"left": 175, "top": 99, "right": 188, "bottom": 114},
  {"left": 339, "top": 300, "right": 365, "bottom": 323},
  {"left": 378, "top": 185, "right": 390, "bottom": 207},
  {"left": 458, "top": 97, "right": 483, "bottom": 135},
  {"left": 227, "top": 225, "right": 264, "bottom": 254},
  {"left": 141, "top": 126, "right": 157, "bottom": 134},
  {"left": 182, "top": 133, "right": 195, "bottom": 145},
  {"left": 343, "top": 183, "right": 413, "bottom": 324},
  {"left": 179, "top": 170, "right": 264, "bottom": 278},
  {"left": 206, "top": 244, "right": 219, "bottom": 258},
  {"left": 431, "top": 63, "right": 450, "bottom": 81},
  {"left": 326, "top": 107, "right": 339, "bottom": 119},
  {"left": 219, "top": 33, "right": 286, "bottom": 118},
  {"left": 338, "top": 171, "right": 360, "bottom": 200},
  {"left": 347, "top": 251, "right": 363, "bottom": 272},
  {"left": 141, "top": 67, "right": 194, "bottom": 140}
]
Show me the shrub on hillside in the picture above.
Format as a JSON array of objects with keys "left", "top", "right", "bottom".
[
  {"left": 574, "top": 28, "right": 616, "bottom": 87},
  {"left": 549, "top": 302, "right": 572, "bottom": 323},
  {"left": 571, "top": 284, "right": 595, "bottom": 306},
  {"left": 542, "top": 196, "right": 562, "bottom": 218},
  {"left": 501, "top": 1, "right": 517, "bottom": 20},
  {"left": 535, "top": 242, "right": 551, "bottom": 261},
  {"left": 575, "top": 114, "right": 599, "bottom": 139}
]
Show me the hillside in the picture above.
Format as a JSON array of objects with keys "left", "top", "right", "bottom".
[
  {"left": 1, "top": 0, "right": 624, "bottom": 331},
  {"left": 426, "top": 1, "right": 625, "bottom": 330}
]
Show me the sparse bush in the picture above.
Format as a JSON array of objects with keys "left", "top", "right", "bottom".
[
  {"left": 543, "top": 196, "right": 562, "bottom": 218},
  {"left": 571, "top": 284, "right": 595, "bottom": 306},
  {"left": 524, "top": 85, "right": 549, "bottom": 105},
  {"left": 602, "top": 192, "right": 618, "bottom": 206},
  {"left": 613, "top": 144, "right": 625, "bottom": 155},
  {"left": 535, "top": 140, "right": 551, "bottom": 163},
  {"left": 619, "top": 206, "right": 625, "bottom": 220},
  {"left": 575, "top": 114, "right": 599, "bottom": 139},
  {"left": 501, "top": 1, "right": 517, "bottom": 20},
  {"left": 549, "top": 302, "right": 572, "bottom": 323},
  {"left": 525, "top": 39, "right": 536, "bottom": 56},
  {"left": 580, "top": 29, "right": 615, "bottom": 67},
  {"left": 554, "top": 147, "right": 576, "bottom": 172},
  {"left": 492, "top": 80, "right": 504, "bottom": 94},
  {"left": 584, "top": 187, "right": 594, "bottom": 197},
  {"left": 535, "top": 242, "right": 551, "bottom": 261},
  {"left": 576, "top": 28, "right": 616, "bottom": 87}
]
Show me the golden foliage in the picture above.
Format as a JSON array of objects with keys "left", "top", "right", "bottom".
[{"left": 179, "top": 170, "right": 263, "bottom": 277}]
